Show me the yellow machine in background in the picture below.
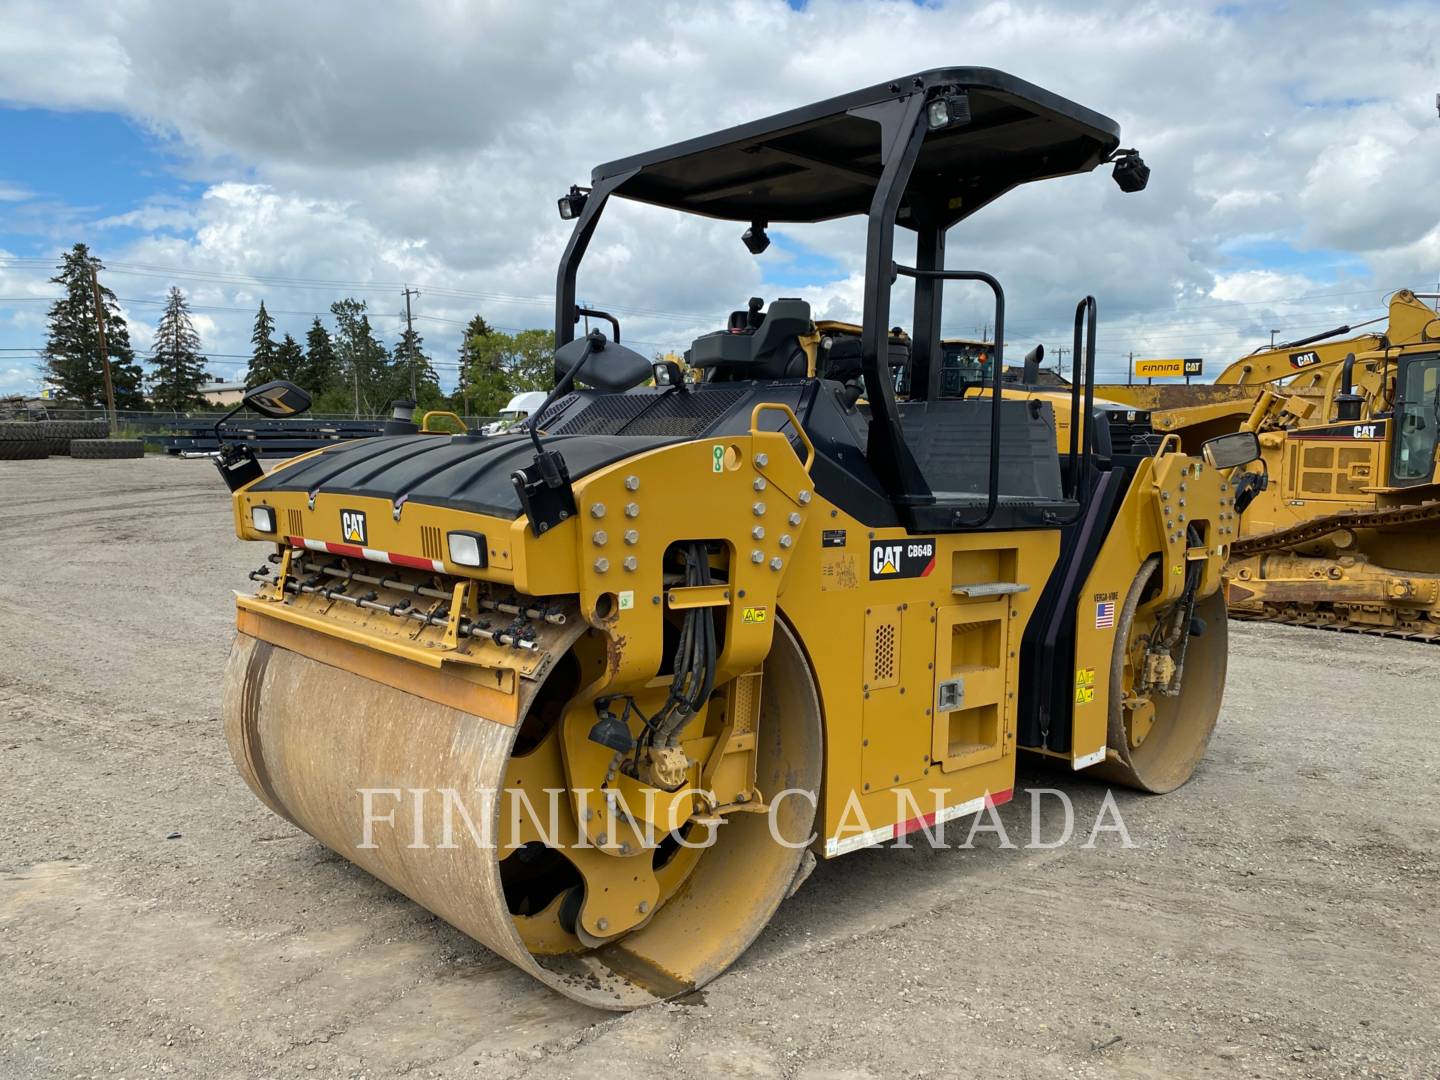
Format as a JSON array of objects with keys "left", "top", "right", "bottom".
[
  {"left": 1099, "top": 290, "right": 1440, "bottom": 639},
  {"left": 215, "top": 70, "right": 1257, "bottom": 1010}
]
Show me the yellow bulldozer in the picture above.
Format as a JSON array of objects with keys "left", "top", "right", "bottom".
[
  {"left": 214, "top": 68, "right": 1261, "bottom": 1009},
  {"left": 1098, "top": 289, "right": 1440, "bottom": 640}
]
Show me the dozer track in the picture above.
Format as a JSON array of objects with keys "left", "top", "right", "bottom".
[
  {"left": 1231, "top": 499, "right": 1440, "bottom": 558},
  {"left": 1227, "top": 499, "right": 1440, "bottom": 642},
  {"left": 1228, "top": 607, "right": 1440, "bottom": 643}
]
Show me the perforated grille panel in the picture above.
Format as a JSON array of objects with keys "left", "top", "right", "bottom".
[
  {"left": 531, "top": 393, "right": 577, "bottom": 429},
  {"left": 421, "top": 525, "right": 443, "bottom": 561},
  {"left": 287, "top": 508, "right": 303, "bottom": 538},
  {"left": 863, "top": 610, "right": 901, "bottom": 691},
  {"left": 551, "top": 388, "right": 747, "bottom": 437},
  {"left": 873, "top": 624, "right": 895, "bottom": 682}
]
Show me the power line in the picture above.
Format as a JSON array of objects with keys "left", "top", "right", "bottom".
[
  {"left": 0, "top": 253, "right": 1408, "bottom": 321},
  {"left": 0, "top": 256, "right": 723, "bottom": 325}
]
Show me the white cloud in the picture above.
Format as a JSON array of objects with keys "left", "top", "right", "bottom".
[
  {"left": 1209, "top": 270, "right": 1321, "bottom": 306},
  {"left": 1, "top": 0, "right": 1438, "bottom": 397}
]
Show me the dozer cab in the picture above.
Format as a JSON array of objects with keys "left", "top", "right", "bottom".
[
  {"left": 1098, "top": 290, "right": 1440, "bottom": 639},
  {"left": 218, "top": 68, "right": 1256, "bottom": 1009}
]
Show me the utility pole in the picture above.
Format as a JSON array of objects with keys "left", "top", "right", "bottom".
[
  {"left": 1053, "top": 346, "right": 1070, "bottom": 380},
  {"left": 402, "top": 286, "right": 420, "bottom": 400},
  {"left": 1270, "top": 329, "right": 1278, "bottom": 349},
  {"left": 1127, "top": 350, "right": 1134, "bottom": 387},
  {"left": 88, "top": 261, "right": 117, "bottom": 434}
]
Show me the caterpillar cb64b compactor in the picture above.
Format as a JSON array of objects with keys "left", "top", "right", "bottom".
[{"left": 218, "top": 70, "right": 1256, "bottom": 1008}]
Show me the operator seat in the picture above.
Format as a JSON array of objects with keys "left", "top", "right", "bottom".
[
  {"left": 687, "top": 298, "right": 813, "bottom": 382},
  {"left": 816, "top": 329, "right": 914, "bottom": 407}
]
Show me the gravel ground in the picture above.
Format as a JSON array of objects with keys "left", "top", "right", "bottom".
[{"left": 2, "top": 455, "right": 1437, "bottom": 1079}]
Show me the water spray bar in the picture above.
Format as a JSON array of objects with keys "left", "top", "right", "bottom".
[
  {"left": 279, "top": 577, "right": 540, "bottom": 650},
  {"left": 292, "top": 558, "right": 568, "bottom": 625}
]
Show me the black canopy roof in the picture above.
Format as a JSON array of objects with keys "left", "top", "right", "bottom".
[{"left": 592, "top": 68, "right": 1122, "bottom": 225}]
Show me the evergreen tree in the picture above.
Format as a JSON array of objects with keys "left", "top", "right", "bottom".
[
  {"left": 300, "top": 317, "right": 339, "bottom": 395},
  {"left": 390, "top": 323, "right": 442, "bottom": 406},
  {"left": 457, "top": 314, "right": 495, "bottom": 385},
  {"left": 148, "top": 286, "right": 211, "bottom": 411},
  {"left": 274, "top": 333, "right": 305, "bottom": 384},
  {"left": 246, "top": 301, "right": 280, "bottom": 388},
  {"left": 330, "top": 298, "right": 390, "bottom": 416},
  {"left": 41, "top": 243, "right": 145, "bottom": 409}
]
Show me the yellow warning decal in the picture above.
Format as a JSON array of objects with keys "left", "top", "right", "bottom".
[
  {"left": 741, "top": 606, "right": 768, "bottom": 624},
  {"left": 1074, "top": 667, "right": 1096, "bottom": 705}
]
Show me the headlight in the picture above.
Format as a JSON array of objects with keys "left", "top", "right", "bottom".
[
  {"left": 447, "top": 531, "right": 488, "bottom": 568},
  {"left": 250, "top": 505, "right": 276, "bottom": 533}
]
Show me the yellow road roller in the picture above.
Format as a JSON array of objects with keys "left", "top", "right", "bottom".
[{"left": 217, "top": 68, "right": 1260, "bottom": 1008}]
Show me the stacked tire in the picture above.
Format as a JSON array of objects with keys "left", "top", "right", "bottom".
[
  {"left": 37, "top": 418, "right": 109, "bottom": 455},
  {"left": 0, "top": 422, "right": 49, "bottom": 460},
  {"left": 72, "top": 438, "right": 145, "bottom": 459}
]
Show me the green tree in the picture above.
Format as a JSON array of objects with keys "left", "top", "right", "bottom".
[
  {"left": 41, "top": 243, "right": 145, "bottom": 409},
  {"left": 390, "top": 323, "right": 442, "bottom": 406},
  {"left": 330, "top": 298, "right": 390, "bottom": 416},
  {"left": 457, "top": 314, "right": 500, "bottom": 415},
  {"left": 246, "top": 301, "right": 281, "bottom": 389},
  {"left": 509, "top": 328, "right": 556, "bottom": 390},
  {"left": 457, "top": 327, "right": 555, "bottom": 415},
  {"left": 274, "top": 333, "right": 305, "bottom": 385},
  {"left": 457, "top": 314, "right": 495, "bottom": 380},
  {"left": 300, "top": 317, "right": 339, "bottom": 396},
  {"left": 148, "top": 286, "right": 211, "bottom": 411}
]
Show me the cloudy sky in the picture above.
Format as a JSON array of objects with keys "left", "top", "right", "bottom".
[{"left": 0, "top": 0, "right": 1437, "bottom": 398}]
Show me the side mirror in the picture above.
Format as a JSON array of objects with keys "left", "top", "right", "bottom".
[
  {"left": 555, "top": 332, "right": 651, "bottom": 393},
  {"left": 1022, "top": 344, "right": 1044, "bottom": 383},
  {"left": 244, "top": 380, "right": 311, "bottom": 418},
  {"left": 652, "top": 360, "right": 687, "bottom": 390},
  {"left": 1202, "top": 430, "right": 1262, "bottom": 470}
]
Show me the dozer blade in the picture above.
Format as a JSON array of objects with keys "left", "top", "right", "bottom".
[{"left": 223, "top": 617, "right": 822, "bottom": 1010}]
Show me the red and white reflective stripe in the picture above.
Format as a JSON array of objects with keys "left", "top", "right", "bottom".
[
  {"left": 824, "top": 788, "right": 1014, "bottom": 858},
  {"left": 287, "top": 535, "right": 443, "bottom": 573}
]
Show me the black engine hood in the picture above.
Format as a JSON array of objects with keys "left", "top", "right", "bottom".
[{"left": 249, "top": 432, "right": 684, "bottom": 520}]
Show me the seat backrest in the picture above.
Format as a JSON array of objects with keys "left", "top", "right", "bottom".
[{"left": 688, "top": 299, "right": 813, "bottom": 381}]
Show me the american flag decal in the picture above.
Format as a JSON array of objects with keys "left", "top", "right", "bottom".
[{"left": 1095, "top": 600, "right": 1116, "bottom": 629}]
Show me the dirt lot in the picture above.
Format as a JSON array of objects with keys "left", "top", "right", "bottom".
[{"left": 2, "top": 455, "right": 1437, "bottom": 1080}]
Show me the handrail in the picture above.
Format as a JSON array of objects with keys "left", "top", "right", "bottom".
[
  {"left": 419, "top": 410, "right": 468, "bottom": 434},
  {"left": 1070, "top": 296, "right": 1097, "bottom": 503},
  {"left": 893, "top": 263, "right": 1004, "bottom": 527},
  {"left": 575, "top": 306, "right": 621, "bottom": 343},
  {"left": 749, "top": 402, "right": 815, "bottom": 471}
]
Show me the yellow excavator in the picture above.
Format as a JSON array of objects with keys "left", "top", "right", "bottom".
[
  {"left": 214, "top": 69, "right": 1260, "bottom": 1009},
  {"left": 1099, "top": 289, "right": 1440, "bottom": 639}
]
